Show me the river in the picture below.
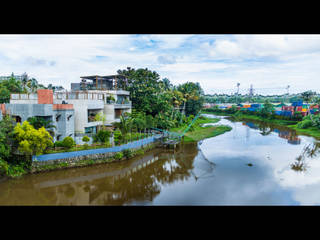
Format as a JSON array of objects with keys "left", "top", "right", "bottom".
[{"left": 1, "top": 114, "right": 320, "bottom": 205}]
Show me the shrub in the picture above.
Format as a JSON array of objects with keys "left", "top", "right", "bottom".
[
  {"left": 122, "top": 149, "right": 133, "bottom": 160},
  {"left": 54, "top": 141, "right": 64, "bottom": 148},
  {"left": 82, "top": 135, "right": 90, "bottom": 143},
  {"left": 135, "top": 149, "right": 145, "bottom": 156},
  {"left": 61, "top": 136, "right": 76, "bottom": 149},
  {"left": 0, "top": 159, "right": 9, "bottom": 176},
  {"left": 113, "top": 152, "right": 123, "bottom": 161},
  {"left": 83, "top": 143, "right": 89, "bottom": 149},
  {"left": 113, "top": 130, "right": 122, "bottom": 145},
  {"left": 297, "top": 120, "right": 313, "bottom": 129},
  {"left": 93, "top": 129, "right": 111, "bottom": 143}
]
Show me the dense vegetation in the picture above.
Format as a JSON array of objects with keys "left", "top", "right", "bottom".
[
  {"left": 204, "top": 92, "right": 320, "bottom": 104},
  {"left": 0, "top": 69, "right": 207, "bottom": 177}
]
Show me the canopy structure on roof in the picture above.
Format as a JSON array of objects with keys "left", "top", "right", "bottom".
[{"left": 78, "top": 74, "right": 127, "bottom": 91}]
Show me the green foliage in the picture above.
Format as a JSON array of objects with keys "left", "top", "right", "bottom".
[
  {"left": 113, "top": 152, "right": 123, "bottom": 161},
  {"left": 135, "top": 149, "right": 145, "bottom": 156},
  {"left": 0, "top": 115, "right": 17, "bottom": 163},
  {"left": 0, "top": 158, "right": 9, "bottom": 176},
  {"left": 113, "top": 130, "right": 122, "bottom": 145},
  {"left": 82, "top": 135, "right": 90, "bottom": 143},
  {"left": 54, "top": 141, "right": 64, "bottom": 148},
  {"left": 0, "top": 76, "right": 23, "bottom": 103},
  {"left": 14, "top": 121, "right": 54, "bottom": 156},
  {"left": 297, "top": 120, "right": 313, "bottom": 129},
  {"left": 61, "top": 136, "right": 75, "bottom": 149},
  {"left": 93, "top": 129, "right": 111, "bottom": 143},
  {"left": 122, "top": 149, "right": 133, "bottom": 160}
]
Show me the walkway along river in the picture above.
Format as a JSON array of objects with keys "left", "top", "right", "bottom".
[{"left": 1, "top": 114, "right": 320, "bottom": 205}]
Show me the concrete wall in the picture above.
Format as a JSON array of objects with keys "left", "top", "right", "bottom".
[
  {"left": 54, "top": 109, "right": 75, "bottom": 141},
  {"left": 5, "top": 104, "right": 54, "bottom": 122}
]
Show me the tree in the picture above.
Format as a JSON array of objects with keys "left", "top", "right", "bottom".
[
  {"left": 0, "top": 76, "right": 23, "bottom": 103},
  {"left": 301, "top": 90, "right": 316, "bottom": 121},
  {"left": 13, "top": 121, "right": 53, "bottom": 156},
  {"left": 117, "top": 67, "right": 163, "bottom": 116},
  {"left": 178, "top": 82, "right": 204, "bottom": 116},
  {"left": 93, "top": 129, "right": 111, "bottom": 144},
  {"left": 94, "top": 112, "right": 107, "bottom": 131},
  {"left": 0, "top": 115, "right": 17, "bottom": 163},
  {"left": 27, "top": 116, "right": 56, "bottom": 137}
]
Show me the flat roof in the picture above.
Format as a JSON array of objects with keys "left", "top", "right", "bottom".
[{"left": 80, "top": 75, "right": 127, "bottom": 81}]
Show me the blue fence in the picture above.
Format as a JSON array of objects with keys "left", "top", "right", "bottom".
[{"left": 33, "top": 135, "right": 162, "bottom": 162}]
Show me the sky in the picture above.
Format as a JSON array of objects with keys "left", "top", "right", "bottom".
[{"left": 1, "top": 34, "right": 320, "bottom": 95}]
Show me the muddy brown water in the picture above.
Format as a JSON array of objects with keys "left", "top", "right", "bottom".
[{"left": 1, "top": 114, "right": 320, "bottom": 205}]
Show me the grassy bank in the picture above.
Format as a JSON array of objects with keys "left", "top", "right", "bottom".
[{"left": 170, "top": 116, "right": 232, "bottom": 142}]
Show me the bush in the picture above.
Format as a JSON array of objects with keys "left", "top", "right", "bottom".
[
  {"left": 297, "top": 120, "right": 313, "bottom": 129},
  {"left": 93, "top": 129, "right": 111, "bottom": 143},
  {"left": 135, "top": 149, "right": 145, "bottom": 156},
  {"left": 113, "top": 152, "right": 123, "bottom": 161},
  {"left": 54, "top": 141, "right": 64, "bottom": 148},
  {"left": 82, "top": 135, "right": 90, "bottom": 143},
  {"left": 83, "top": 143, "right": 89, "bottom": 149},
  {"left": 61, "top": 136, "right": 76, "bottom": 149},
  {"left": 122, "top": 149, "right": 133, "bottom": 160},
  {"left": 113, "top": 130, "right": 122, "bottom": 145},
  {"left": 0, "top": 159, "right": 9, "bottom": 176}
]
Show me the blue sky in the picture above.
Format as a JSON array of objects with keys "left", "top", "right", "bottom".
[{"left": 1, "top": 34, "right": 320, "bottom": 95}]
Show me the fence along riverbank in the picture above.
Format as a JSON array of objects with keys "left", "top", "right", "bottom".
[{"left": 31, "top": 134, "right": 163, "bottom": 170}]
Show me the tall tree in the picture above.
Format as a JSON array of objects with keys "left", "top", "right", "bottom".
[{"left": 301, "top": 90, "right": 316, "bottom": 121}]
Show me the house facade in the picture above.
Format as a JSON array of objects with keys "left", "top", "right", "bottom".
[{"left": 0, "top": 74, "right": 132, "bottom": 143}]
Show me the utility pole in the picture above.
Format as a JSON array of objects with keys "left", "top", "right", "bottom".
[
  {"left": 286, "top": 85, "right": 290, "bottom": 104},
  {"left": 249, "top": 84, "right": 254, "bottom": 103},
  {"left": 236, "top": 82, "right": 240, "bottom": 104}
]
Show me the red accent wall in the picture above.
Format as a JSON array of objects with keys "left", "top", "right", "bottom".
[
  {"left": 53, "top": 104, "right": 74, "bottom": 110},
  {"left": 37, "top": 89, "right": 53, "bottom": 104}
]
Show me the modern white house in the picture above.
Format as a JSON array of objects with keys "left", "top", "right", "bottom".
[{"left": 1, "top": 74, "right": 132, "bottom": 143}]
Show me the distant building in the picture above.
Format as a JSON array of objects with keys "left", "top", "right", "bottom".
[{"left": 0, "top": 72, "right": 28, "bottom": 82}]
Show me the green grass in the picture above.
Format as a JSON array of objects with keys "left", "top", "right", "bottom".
[{"left": 170, "top": 116, "right": 232, "bottom": 142}]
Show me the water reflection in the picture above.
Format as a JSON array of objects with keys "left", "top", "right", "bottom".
[
  {"left": 2, "top": 115, "right": 320, "bottom": 205},
  {"left": 242, "top": 121, "right": 301, "bottom": 145},
  {"left": 291, "top": 141, "right": 320, "bottom": 172},
  {"left": 0, "top": 144, "right": 199, "bottom": 205}
]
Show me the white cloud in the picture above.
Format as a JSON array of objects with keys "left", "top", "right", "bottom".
[{"left": 1, "top": 34, "right": 320, "bottom": 94}]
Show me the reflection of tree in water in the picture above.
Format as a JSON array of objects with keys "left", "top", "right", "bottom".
[
  {"left": 87, "top": 143, "right": 199, "bottom": 205},
  {"left": 291, "top": 142, "right": 320, "bottom": 172},
  {"left": 243, "top": 120, "right": 301, "bottom": 144},
  {"left": 0, "top": 144, "right": 199, "bottom": 205}
]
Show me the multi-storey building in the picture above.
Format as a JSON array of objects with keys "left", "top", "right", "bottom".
[
  {"left": 0, "top": 72, "right": 28, "bottom": 82},
  {"left": 0, "top": 74, "right": 132, "bottom": 143}
]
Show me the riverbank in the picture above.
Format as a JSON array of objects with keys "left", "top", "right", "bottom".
[
  {"left": 31, "top": 142, "right": 158, "bottom": 173},
  {"left": 170, "top": 116, "right": 232, "bottom": 142},
  {"left": 202, "top": 110, "right": 320, "bottom": 140}
]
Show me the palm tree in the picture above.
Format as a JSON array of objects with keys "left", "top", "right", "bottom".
[{"left": 113, "top": 114, "right": 133, "bottom": 143}]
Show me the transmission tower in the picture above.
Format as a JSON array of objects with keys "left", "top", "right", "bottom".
[
  {"left": 249, "top": 84, "right": 254, "bottom": 97},
  {"left": 286, "top": 85, "right": 290, "bottom": 95}
]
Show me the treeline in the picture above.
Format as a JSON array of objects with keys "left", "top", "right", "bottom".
[
  {"left": 204, "top": 93, "right": 319, "bottom": 104},
  {"left": 116, "top": 67, "right": 204, "bottom": 129},
  {"left": 0, "top": 67, "right": 205, "bottom": 177}
]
